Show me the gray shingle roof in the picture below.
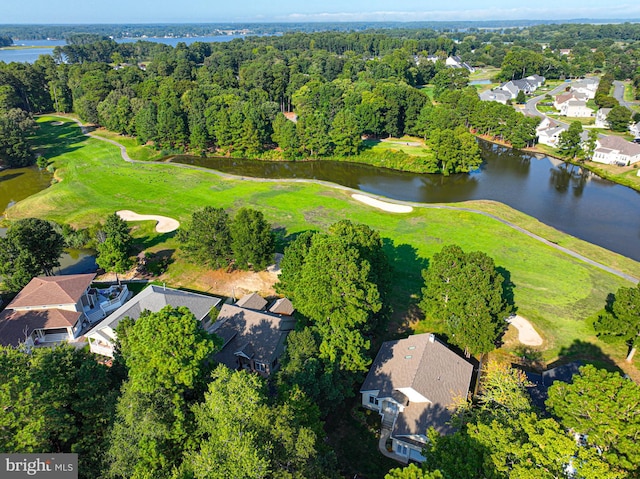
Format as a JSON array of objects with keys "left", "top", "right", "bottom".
[
  {"left": 597, "top": 135, "right": 640, "bottom": 157},
  {"left": 235, "top": 292, "right": 268, "bottom": 311},
  {"left": 85, "top": 285, "right": 222, "bottom": 334},
  {"left": 209, "top": 304, "right": 295, "bottom": 370},
  {"left": 269, "top": 298, "right": 295, "bottom": 316},
  {"left": 361, "top": 333, "right": 473, "bottom": 434}
]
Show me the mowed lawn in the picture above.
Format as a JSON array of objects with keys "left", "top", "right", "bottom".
[{"left": 10, "top": 116, "right": 640, "bottom": 370}]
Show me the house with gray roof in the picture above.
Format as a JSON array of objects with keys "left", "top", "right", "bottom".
[
  {"left": 360, "top": 333, "right": 473, "bottom": 463},
  {"left": 85, "top": 284, "right": 221, "bottom": 357},
  {"left": 480, "top": 89, "right": 511, "bottom": 104},
  {"left": 536, "top": 117, "right": 568, "bottom": 147},
  {"left": 595, "top": 108, "right": 612, "bottom": 128},
  {"left": 235, "top": 292, "right": 268, "bottom": 311},
  {"left": 592, "top": 135, "right": 640, "bottom": 166},
  {"left": 207, "top": 303, "right": 295, "bottom": 376}
]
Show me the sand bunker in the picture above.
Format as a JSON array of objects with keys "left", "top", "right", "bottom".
[
  {"left": 117, "top": 210, "right": 180, "bottom": 233},
  {"left": 352, "top": 194, "right": 413, "bottom": 213},
  {"left": 507, "top": 315, "right": 543, "bottom": 346},
  {"left": 51, "top": 121, "right": 64, "bottom": 126}
]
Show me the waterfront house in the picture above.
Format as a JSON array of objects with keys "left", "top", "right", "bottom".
[{"left": 592, "top": 136, "right": 640, "bottom": 166}]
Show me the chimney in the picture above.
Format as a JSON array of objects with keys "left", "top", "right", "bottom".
[{"left": 429, "top": 333, "right": 435, "bottom": 343}]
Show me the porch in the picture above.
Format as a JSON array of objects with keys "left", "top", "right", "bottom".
[{"left": 83, "top": 285, "right": 131, "bottom": 325}]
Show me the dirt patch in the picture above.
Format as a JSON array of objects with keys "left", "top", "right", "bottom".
[{"left": 190, "top": 268, "right": 279, "bottom": 299}]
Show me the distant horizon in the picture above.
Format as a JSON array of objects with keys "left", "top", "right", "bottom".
[
  {"left": 1, "top": 18, "right": 639, "bottom": 26},
  {"left": 3, "top": 1, "right": 640, "bottom": 24}
]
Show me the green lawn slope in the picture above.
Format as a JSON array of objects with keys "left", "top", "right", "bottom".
[{"left": 9, "top": 117, "right": 640, "bottom": 372}]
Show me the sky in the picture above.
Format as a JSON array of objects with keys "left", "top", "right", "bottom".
[{"left": 2, "top": 0, "right": 640, "bottom": 24}]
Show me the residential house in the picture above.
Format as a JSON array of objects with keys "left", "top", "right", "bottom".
[
  {"left": 536, "top": 117, "right": 568, "bottom": 147},
  {"left": 445, "top": 55, "right": 475, "bottom": 73},
  {"left": 571, "top": 78, "right": 599, "bottom": 99},
  {"left": 592, "top": 135, "right": 640, "bottom": 166},
  {"left": 561, "top": 99, "right": 592, "bottom": 118},
  {"left": 85, "top": 284, "right": 221, "bottom": 357},
  {"left": 207, "top": 299, "right": 296, "bottom": 377},
  {"left": 360, "top": 333, "right": 473, "bottom": 463},
  {"left": 423, "top": 55, "right": 474, "bottom": 72},
  {"left": 0, "top": 274, "right": 130, "bottom": 348},
  {"left": 479, "top": 89, "right": 511, "bottom": 104},
  {"left": 595, "top": 108, "right": 612, "bottom": 128},
  {"left": 553, "top": 92, "right": 588, "bottom": 110},
  {"left": 268, "top": 297, "right": 295, "bottom": 316},
  {"left": 235, "top": 292, "right": 268, "bottom": 311},
  {"left": 630, "top": 121, "right": 640, "bottom": 138},
  {"left": 525, "top": 74, "right": 546, "bottom": 88}
]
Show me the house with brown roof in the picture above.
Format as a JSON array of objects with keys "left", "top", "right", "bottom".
[
  {"left": 0, "top": 274, "right": 130, "bottom": 348},
  {"left": 360, "top": 333, "right": 473, "bottom": 463},
  {"left": 207, "top": 302, "right": 295, "bottom": 377},
  {"left": 592, "top": 136, "right": 640, "bottom": 166}
]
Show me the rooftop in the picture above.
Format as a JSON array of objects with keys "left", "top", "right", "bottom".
[{"left": 8, "top": 274, "right": 95, "bottom": 309}]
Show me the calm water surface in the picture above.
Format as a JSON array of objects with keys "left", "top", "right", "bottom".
[
  {"left": 171, "top": 140, "right": 640, "bottom": 261},
  {"left": 0, "top": 35, "right": 253, "bottom": 63},
  {"left": 0, "top": 166, "right": 51, "bottom": 213}
]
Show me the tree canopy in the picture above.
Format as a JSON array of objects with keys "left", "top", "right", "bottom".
[
  {"left": 594, "top": 283, "right": 640, "bottom": 362},
  {"left": 420, "top": 244, "right": 512, "bottom": 356},
  {"left": 0, "top": 218, "right": 65, "bottom": 292}
]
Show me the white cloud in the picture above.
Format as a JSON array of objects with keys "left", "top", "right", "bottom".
[{"left": 275, "top": 6, "right": 640, "bottom": 22}]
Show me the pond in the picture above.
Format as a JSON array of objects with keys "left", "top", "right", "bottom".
[
  {"left": 0, "top": 166, "right": 51, "bottom": 213},
  {"left": 170, "top": 140, "right": 640, "bottom": 261}
]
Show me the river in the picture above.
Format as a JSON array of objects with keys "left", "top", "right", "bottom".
[
  {"left": 170, "top": 140, "right": 640, "bottom": 261},
  {"left": 0, "top": 35, "right": 256, "bottom": 63}
]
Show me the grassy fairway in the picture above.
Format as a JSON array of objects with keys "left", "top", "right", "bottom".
[{"left": 10, "top": 117, "right": 640, "bottom": 371}]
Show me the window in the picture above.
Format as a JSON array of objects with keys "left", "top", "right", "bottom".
[
  {"left": 255, "top": 362, "right": 266, "bottom": 372},
  {"left": 396, "top": 443, "right": 408, "bottom": 456},
  {"left": 368, "top": 395, "right": 379, "bottom": 406}
]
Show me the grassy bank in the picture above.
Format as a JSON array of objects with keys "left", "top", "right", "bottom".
[{"left": 10, "top": 117, "right": 640, "bottom": 372}]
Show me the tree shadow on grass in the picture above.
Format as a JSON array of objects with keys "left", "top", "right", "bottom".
[
  {"left": 382, "top": 238, "right": 429, "bottom": 338},
  {"left": 33, "top": 121, "right": 88, "bottom": 158},
  {"left": 548, "top": 339, "right": 624, "bottom": 375},
  {"left": 133, "top": 230, "right": 177, "bottom": 252}
]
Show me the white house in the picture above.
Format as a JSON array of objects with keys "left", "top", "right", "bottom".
[
  {"left": 445, "top": 55, "right": 475, "bottom": 72},
  {"left": 85, "top": 284, "right": 221, "bottom": 357},
  {"left": 595, "top": 108, "right": 612, "bottom": 128},
  {"left": 479, "top": 89, "right": 511, "bottom": 104},
  {"left": 536, "top": 118, "right": 568, "bottom": 147},
  {"left": 592, "top": 136, "right": 640, "bottom": 166},
  {"left": 560, "top": 99, "right": 592, "bottom": 118},
  {"left": 630, "top": 121, "right": 640, "bottom": 138},
  {"left": 360, "top": 333, "right": 473, "bottom": 463},
  {"left": 553, "top": 92, "right": 588, "bottom": 110},
  {"left": 571, "top": 78, "right": 599, "bottom": 99},
  {"left": 0, "top": 274, "right": 130, "bottom": 348}
]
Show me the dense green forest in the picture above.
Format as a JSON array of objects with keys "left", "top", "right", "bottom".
[{"left": 0, "top": 23, "right": 639, "bottom": 173}]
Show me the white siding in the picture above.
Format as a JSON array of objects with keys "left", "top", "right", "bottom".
[{"left": 396, "top": 387, "right": 430, "bottom": 403}]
